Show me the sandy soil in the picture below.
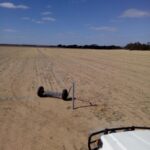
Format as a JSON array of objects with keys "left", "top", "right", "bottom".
[{"left": 0, "top": 46, "right": 150, "bottom": 150}]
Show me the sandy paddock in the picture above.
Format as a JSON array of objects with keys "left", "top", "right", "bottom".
[{"left": 0, "top": 46, "right": 150, "bottom": 150}]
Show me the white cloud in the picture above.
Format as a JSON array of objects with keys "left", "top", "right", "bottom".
[
  {"left": 30, "top": 19, "right": 44, "bottom": 24},
  {"left": 120, "top": 9, "right": 150, "bottom": 18},
  {"left": 31, "top": 19, "right": 35, "bottom": 22},
  {"left": 21, "top": 15, "right": 56, "bottom": 24},
  {"left": 0, "top": 2, "right": 29, "bottom": 9},
  {"left": 3, "top": 29, "right": 16, "bottom": 32},
  {"left": 22, "top": 17, "right": 30, "bottom": 20},
  {"left": 42, "top": 11, "right": 52, "bottom": 15},
  {"left": 91, "top": 26, "right": 117, "bottom": 32},
  {"left": 35, "top": 21, "right": 44, "bottom": 24},
  {"left": 42, "top": 17, "right": 56, "bottom": 21}
]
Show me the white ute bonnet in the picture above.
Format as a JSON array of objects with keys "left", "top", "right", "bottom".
[{"left": 100, "top": 130, "right": 150, "bottom": 150}]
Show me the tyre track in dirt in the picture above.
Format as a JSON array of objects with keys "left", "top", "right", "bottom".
[
  {"left": 42, "top": 49, "right": 114, "bottom": 112},
  {"left": 0, "top": 50, "right": 37, "bottom": 149},
  {"left": 43, "top": 49, "right": 97, "bottom": 87},
  {"left": 74, "top": 54, "right": 150, "bottom": 106},
  {"left": 0, "top": 47, "right": 150, "bottom": 150},
  {"left": 36, "top": 48, "right": 57, "bottom": 91},
  {"left": 0, "top": 48, "right": 55, "bottom": 149},
  {"left": 45, "top": 49, "right": 149, "bottom": 102},
  {"left": 42, "top": 49, "right": 150, "bottom": 124},
  {"left": 42, "top": 49, "right": 123, "bottom": 106},
  {"left": 0, "top": 59, "right": 18, "bottom": 100},
  {"left": 62, "top": 50, "right": 150, "bottom": 81},
  {"left": 65, "top": 52, "right": 150, "bottom": 88},
  {"left": 8, "top": 49, "right": 37, "bottom": 101},
  {"left": 0, "top": 50, "right": 27, "bottom": 100},
  {"left": 10, "top": 59, "right": 28, "bottom": 100},
  {"left": 1, "top": 68, "right": 87, "bottom": 150},
  {"left": 37, "top": 48, "right": 66, "bottom": 91},
  {"left": 66, "top": 50, "right": 150, "bottom": 68},
  {"left": 47, "top": 51, "right": 129, "bottom": 123},
  {"left": 42, "top": 51, "right": 97, "bottom": 108},
  {"left": 60, "top": 50, "right": 150, "bottom": 103},
  {"left": 79, "top": 57, "right": 150, "bottom": 100},
  {"left": 35, "top": 51, "right": 52, "bottom": 90},
  {"left": 0, "top": 49, "right": 19, "bottom": 77},
  {"left": 45, "top": 50, "right": 120, "bottom": 101},
  {"left": 68, "top": 53, "right": 150, "bottom": 122}
]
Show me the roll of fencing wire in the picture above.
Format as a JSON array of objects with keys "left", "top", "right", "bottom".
[
  {"left": 37, "top": 86, "right": 45, "bottom": 97},
  {"left": 62, "top": 89, "right": 69, "bottom": 100}
]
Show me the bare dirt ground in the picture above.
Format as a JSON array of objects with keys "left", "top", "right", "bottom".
[{"left": 0, "top": 46, "right": 150, "bottom": 150}]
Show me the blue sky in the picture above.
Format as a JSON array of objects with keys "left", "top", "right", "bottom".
[{"left": 0, "top": 0, "right": 150, "bottom": 45}]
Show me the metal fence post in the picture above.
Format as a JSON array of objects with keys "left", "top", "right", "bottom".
[{"left": 72, "top": 82, "right": 75, "bottom": 110}]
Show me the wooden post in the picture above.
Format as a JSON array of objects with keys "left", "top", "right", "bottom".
[{"left": 72, "top": 82, "right": 75, "bottom": 110}]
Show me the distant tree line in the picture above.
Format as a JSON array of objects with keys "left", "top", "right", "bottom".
[
  {"left": 57, "top": 42, "right": 150, "bottom": 50},
  {"left": 57, "top": 44, "right": 122, "bottom": 49},
  {"left": 0, "top": 44, "right": 56, "bottom": 48},
  {"left": 125, "top": 42, "right": 150, "bottom": 50},
  {"left": 0, "top": 42, "right": 150, "bottom": 50}
]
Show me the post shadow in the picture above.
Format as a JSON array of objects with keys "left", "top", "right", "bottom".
[{"left": 73, "top": 98, "right": 98, "bottom": 110}]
